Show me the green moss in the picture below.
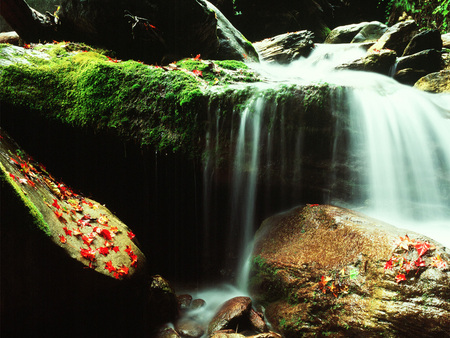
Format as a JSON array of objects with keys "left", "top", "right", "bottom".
[
  {"left": 215, "top": 60, "right": 248, "bottom": 70},
  {"left": 0, "top": 44, "right": 207, "bottom": 153},
  {"left": 0, "top": 162, "right": 50, "bottom": 235}
]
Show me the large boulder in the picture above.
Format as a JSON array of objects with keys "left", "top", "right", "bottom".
[
  {"left": 253, "top": 30, "right": 315, "bottom": 63},
  {"left": 325, "top": 21, "right": 387, "bottom": 44},
  {"left": 369, "top": 20, "right": 418, "bottom": 56},
  {"left": 249, "top": 205, "right": 450, "bottom": 337},
  {"left": 414, "top": 70, "right": 450, "bottom": 93},
  {"left": 55, "top": 0, "right": 257, "bottom": 64},
  {"left": 0, "top": 129, "right": 179, "bottom": 336},
  {"left": 394, "top": 49, "right": 442, "bottom": 85},
  {"left": 403, "top": 29, "right": 443, "bottom": 56},
  {"left": 337, "top": 49, "right": 397, "bottom": 75}
]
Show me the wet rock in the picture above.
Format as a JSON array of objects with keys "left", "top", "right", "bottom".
[
  {"left": 249, "top": 205, "right": 450, "bottom": 337},
  {"left": 201, "top": 0, "right": 258, "bottom": 62},
  {"left": 325, "top": 22, "right": 386, "bottom": 44},
  {"left": 148, "top": 275, "right": 180, "bottom": 327},
  {"left": 443, "top": 33, "right": 450, "bottom": 49},
  {"left": 211, "top": 330, "right": 282, "bottom": 338},
  {"left": 249, "top": 308, "right": 268, "bottom": 333},
  {"left": 253, "top": 31, "right": 314, "bottom": 64},
  {"left": 414, "top": 70, "right": 450, "bottom": 93},
  {"left": 0, "top": 31, "right": 20, "bottom": 45},
  {"left": 156, "top": 327, "right": 181, "bottom": 338},
  {"left": 191, "top": 298, "right": 206, "bottom": 310},
  {"left": 403, "top": 29, "right": 443, "bottom": 56},
  {"left": 394, "top": 68, "right": 429, "bottom": 86},
  {"left": 208, "top": 296, "right": 253, "bottom": 335},
  {"left": 369, "top": 20, "right": 418, "bottom": 55},
  {"left": 175, "top": 318, "right": 205, "bottom": 338},
  {"left": 396, "top": 49, "right": 442, "bottom": 74},
  {"left": 337, "top": 49, "right": 397, "bottom": 75},
  {"left": 58, "top": 0, "right": 256, "bottom": 64},
  {"left": 351, "top": 22, "right": 388, "bottom": 43},
  {"left": 178, "top": 294, "right": 193, "bottom": 311}
]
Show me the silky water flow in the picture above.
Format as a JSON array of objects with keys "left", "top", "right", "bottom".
[{"left": 180, "top": 44, "right": 450, "bottom": 331}]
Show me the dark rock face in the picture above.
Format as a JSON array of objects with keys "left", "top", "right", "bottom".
[
  {"left": 253, "top": 31, "right": 315, "bottom": 63},
  {"left": 57, "top": 0, "right": 256, "bottom": 64},
  {"left": 337, "top": 49, "right": 397, "bottom": 75},
  {"left": 403, "top": 29, "right": 443, "bottom": 56},
  {"left": 394, "top": 49, "right": 443, "bottom": 85},
  {"left": 249, "top": 205, "right": 450, "bottom": 337},
  {"left": 370, "top": 20, "right": 418, "bottom": 56}
]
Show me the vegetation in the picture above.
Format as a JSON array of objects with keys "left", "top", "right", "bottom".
[
  {"left": 0, "top": 42, "right": 260, "bottom": 154},
  {"left": 379, "top": 0, "right": 450, "bottom": 33}
]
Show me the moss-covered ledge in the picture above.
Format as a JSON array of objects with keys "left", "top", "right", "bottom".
[{"left": 0, "top": 42, "right": 261, "bottom": 154}]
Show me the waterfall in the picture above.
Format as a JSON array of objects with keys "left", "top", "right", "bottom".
[{"left": 201, "top": 44, "right": 450, "bottom": 292}]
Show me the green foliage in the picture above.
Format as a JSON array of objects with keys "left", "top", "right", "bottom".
[{"left": 380, "top": 0, "right": 450, "bottom": 33}]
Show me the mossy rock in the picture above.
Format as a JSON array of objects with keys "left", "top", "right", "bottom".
[{"left": 0, "top": 43, "right": 261, "bottom": 155}]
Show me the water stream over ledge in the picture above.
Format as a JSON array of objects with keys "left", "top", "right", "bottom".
[{"left": 187, "top": 44, "right": 450, "bottom": 331}]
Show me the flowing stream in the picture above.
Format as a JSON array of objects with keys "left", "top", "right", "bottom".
[{"left": 183, "top": 44, "right": 450, "bottom": 331}]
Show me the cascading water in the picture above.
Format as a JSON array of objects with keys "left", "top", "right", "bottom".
[{"left": 184, "top": 44, "right": 450, "bottom": 332}]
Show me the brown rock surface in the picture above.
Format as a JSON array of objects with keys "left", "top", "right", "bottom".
[{"left": 249, "top": 205, "right": 450, "bottom": 337}]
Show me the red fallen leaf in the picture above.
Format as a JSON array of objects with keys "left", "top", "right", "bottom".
[
  {"left": 194, "top": 54, "right": 201, "bottom": 60},
  {"left": 53, "top": 210, "right": 65, "bottom": 221},
  {"left": 73, "top": 227, "right": 83, "bottom": 236},
  {"left": 80, "top": 248, "right": 96, "bottom": 261},
  {"left": 125, "top": 245, "right": 133, "bottom": 255},
  {"left": 62, "top": 227, "right": 72, "bottom": 236},
  {"left": 10, "top": 157, "right": 19, "bottom": 165},
  {"left": 395, "top": 273, "right": 407, "bottom": 283},
  {"left": 242, "top": 53, "right": 248, "bottom": 59},
  {"left": 309, "top": 204, "right": 319, "bottom": 207},
  {"left": 98, "top": 247, "right": 110, "bottom": 256},
  {"left": 431, "top": 254, "right": 448, "bottom": 269},
  {"left": 415, "top": 256, "right": 427, "bottom": 267},
  {"left": 118, "top": 265, "right": 129, "bottom": 275},
  {"left": 52, "top": 199, "right": 61, "bottom": 209},
  {"left": 318, "top": 275, "right": 332, "bottom": 293},
  {"left": 112, "top": 246, "right": 120, "bottom": 253},
  {"left": 23, "top": 43, "right": 31, "bottom": 49},
  {"left": 9, "top": 173, "right": 15, "bottom": 180},
  {"left": 384, "top": 258, "right": 393, "bottom": 270},
  {"left": 77, "top": 219, "right": 90, "bottom": 227},
  {"left": 59, "top": 235, "right": 67, "bottom": 243},
  {"left": 21, "top": 163, "right": 29, "bottom": 174},
  {"left": 414, "top": 241, "right": 430, "bottom": 257},
  {"left": 130, "top": 254, "right": 138, "bottom": 267},
  {"left": 82, "top": 234, "right": 94, "bottom": 246},
  {"left": 105, "top": 261, "right": 116, "bottom": 273},
  {"left": 100, "top": 229, "right": 113, "bottom": 240},
  {"left": 27, "top": 179, "right": 36, "bottom": 188},
  {"left": 192, "top": 69, "right": 203, "bottom": 77},
  {"left": 127, "top": 231, "right": 136, "bottom": 240},
  {"left": 110, "top": 226, "right": 119, "bottom": 233}
]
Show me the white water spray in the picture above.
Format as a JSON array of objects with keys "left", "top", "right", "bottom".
[{"left": 194, "top": 44, "right": 450, "bottom": 329}]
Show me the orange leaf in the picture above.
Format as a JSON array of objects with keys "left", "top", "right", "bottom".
[
  {"left": 80, "top": 248, "right": 96, "bottom": 261},
  {"left": 59, "top": 235, "right": 67, "bottom": 243},
  {"left": 127, "top": 231, "right": 136, "bottom": 240},
  {"left": 414, "top": 241, "right": 430, "bottom": 257},
  {"left": 194, "top": 54, "right": 201, "bottom": 60},
  {"left": 395, "top": 273, "right": 406, "bottom": 283},
  {"left": 105, "top": 261, "right": 116, "bottom": 273}
]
